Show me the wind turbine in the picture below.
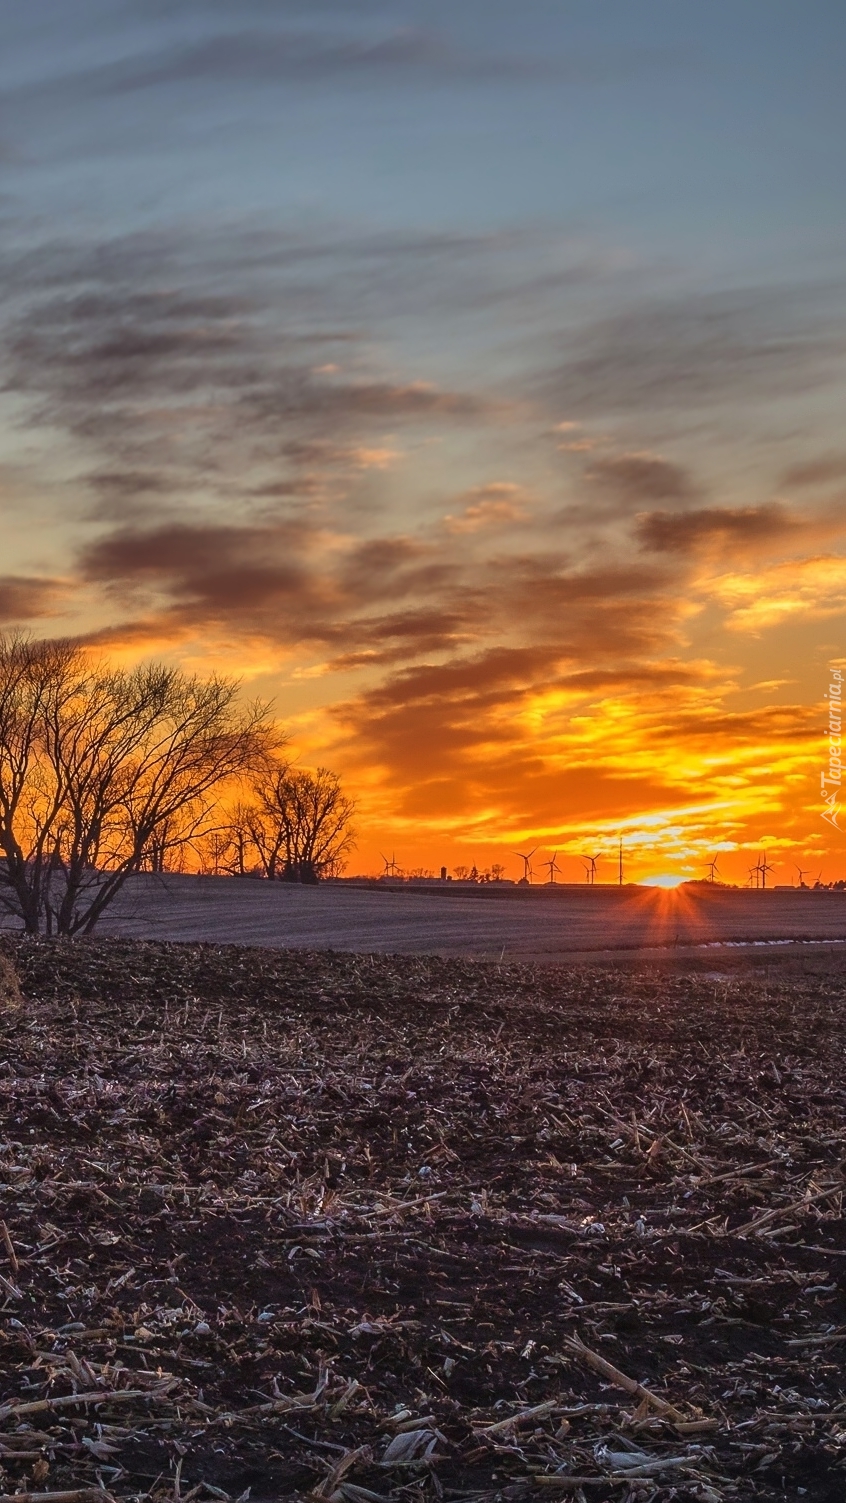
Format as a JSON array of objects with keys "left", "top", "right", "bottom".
[
  {"left": 542, "top": 852, "right": 562, "bottom": 884},
  {"left": 513, "top": 848, "right": 537, "bottom": 884},
  {"left": 794, "top": 863, "right": 810, "bottom": 889},
  {"left": 704, "top": 856, "right": 720, "bottom": 884},
  {"left": 581, "top": 852, "right": 601, "bottom": 885},
  {"left": 747, "top": 860, "right": 761, "bottom": 889},
  {"left": 758, "top": 852, "right": 775, "bottom": 889},
  {"left": 380, "top": 852, "right": 401, "bottom": 879}
]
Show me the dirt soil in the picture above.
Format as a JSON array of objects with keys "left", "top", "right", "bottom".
[{"left": 0, "top": 939, "right": 844, "bottom": 1503}]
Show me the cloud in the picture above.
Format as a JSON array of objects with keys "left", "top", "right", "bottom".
[
  {"left": 584, "top": 453, "right": 698, "bottom": 507},
  {"left": 636, "top": 502, "right": 807, "bottom": 555},
  {"left": 85, "top": 468, "right": 175, "bottom": 520},
  {"left": 444, "top": 482, "right": 529, "bottom": 533},
  {"left": 325, "top": 625, "right": 821, "bottom": 856},
  {"left": 329, "top": 639, "right": 727, "bottom": 822},
  {"left": 542, "top": 285, "right": 846, "bottom": 420},
  {"left": 21, "top": 26, "right": 550, "bottom": 102},
  {"left": 321, "top": 604, "right": 476, "bottom": 670},
  {"left": 0, "top": 576, "right": 64, "bottom": 622},
  {"left": 707, "top": 553, "right": 846, "bottom": 632},
  {"left": 781, "top": 455, "right": 846, "bottom": 488},
  {"left": 325, "top": 557, "right": 691, "bottom": 738},
  {"left": 76, "top": 517, "right": 471, "bottom": 654},
  {"left": 71, "top": 500, "right": 687, "bottom": 688},
  {"left": 10, "top": 284, "right": 472, "bottom": 420},
  {"left": 79, "top": 521, "right": 325, "bottom": 617},
  {"left": 248, "top": 478, "right": 323, "bottom": 500},
  {"left": 14, "top": 16, "right": 683, "bottom": 105},
  {"left": 147, "top": 0, "right": 386, "bottom": 14},
  {"left": 348, "top": 447, "right": 401, "bottom": 470},
  {"left": 90, "top": 470, "right": 170, "bottom": 498},
  {"left": 1, "top": 232, "right": 492, "bottom": 523}
]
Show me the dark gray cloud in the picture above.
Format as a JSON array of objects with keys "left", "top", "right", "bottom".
[
  {"left": 7, "top": 10, "right": 684, "bottom": 104},
  {"left": 584, "top": 453, "right": 698, "bottom": 507},
  {"left": 10, "top": 26, "right": 550, "bottom": 104},
  {"left": 0, "top": 221, "right": 605, "bottom": 361},
  {"left": 76, "top": 518, "right": 466, "bottom": 648},
  {"left": 543, "top": 286, "right": 846, "bottom": 419},
  {"left": 144, "top": 0, "right": 386, "bottom": 15},
  {"left": 1, "top": 230, "right": 492, "bottom": 518},
  {"left": 249, "top": 477, "right": 323, "bottom": 500},
  {"left": 91, "top": 470, "right": 169, "bottom": 497},
  {"left": 86, "top": 468, "right": 173, "bottom": 520},
  {"left": 781, "top": 455, "right": 846, "bottom": 488},
  {"left": 79, "top": 521, "right": 330, "bottom": 631},
  {"left": 636, "top": 502, "right": 805, "bottom": 554},
  {"left": 109, "top": 29, "right": 547, "bottom": 89},
  {"left": 0, "top": 576, "right": 63, "bottom": 621}
]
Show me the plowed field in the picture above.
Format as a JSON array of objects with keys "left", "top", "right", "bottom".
[{"left": 0, "top": 940, "right": 844, "bottom": 1502}]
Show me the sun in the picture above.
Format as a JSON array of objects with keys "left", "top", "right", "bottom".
[{"left": 641, "top": 873, "right": 687, "bottom": 888}]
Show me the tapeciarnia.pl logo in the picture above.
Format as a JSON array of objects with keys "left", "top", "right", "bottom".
[{"left": 822, "top": 666, "right": 842, "bottom": 828}]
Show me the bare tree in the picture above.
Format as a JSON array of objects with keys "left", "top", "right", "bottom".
[
  {"left": 195, "top": 825, "right": 240, "bottom": 878},
  {"left": 241, "top": 762, "right": 356, "bottom": 883},
  {"left": 0, "top": 634, "right": 272, "bottom": 935},
  {"left": 0, "top": 635, "right": 71, "bottom": 935},
  {"left": 194, "top": 801, "right": 264, "bottom": 878}
]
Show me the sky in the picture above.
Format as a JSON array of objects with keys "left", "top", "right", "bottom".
[{"left": 2, "top": 0, "right": 846, "bottom": 885}]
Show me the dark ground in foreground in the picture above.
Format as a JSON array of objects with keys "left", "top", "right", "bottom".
[{"left": 0, "top": 940, "right": 844, "bottom": 1503}]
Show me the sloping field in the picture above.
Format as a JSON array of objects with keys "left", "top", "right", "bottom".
[
  {"left": 0, "top": 939, "right": 844, "bottom": 1502},
  {"left": 82, "top": 873, "right": 846, "bottom": 959}
]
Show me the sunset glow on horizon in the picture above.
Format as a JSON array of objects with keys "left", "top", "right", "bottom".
[{"left": 2, "top": 2, "right": 845, "bottom": 886}]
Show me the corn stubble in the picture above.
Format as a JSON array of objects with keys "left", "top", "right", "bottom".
[{"left": 0, "top": 940, "right": 843, "bottom": 1503}]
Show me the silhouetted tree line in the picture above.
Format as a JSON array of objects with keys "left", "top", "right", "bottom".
[
  {"left": 0, "top": 634, "right": 355, "bottom": 936},
  {"left": 202, "top": 765, "right": 356, "bottom": 885}
]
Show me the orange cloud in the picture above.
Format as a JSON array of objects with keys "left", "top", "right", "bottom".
[
  {"left": 444, "top": 483, "right": 529, "bottom": 533},
  {"left": 706, "top": 553, "right": 846, "bottom": 631}
]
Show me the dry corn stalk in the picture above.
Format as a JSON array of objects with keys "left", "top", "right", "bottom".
[
  {"left": 0, "top": 953, "right": 21, "bottom": 1010},
  {"left": 562, "top": 1334, "right": 687, "bottom": 1423}
]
